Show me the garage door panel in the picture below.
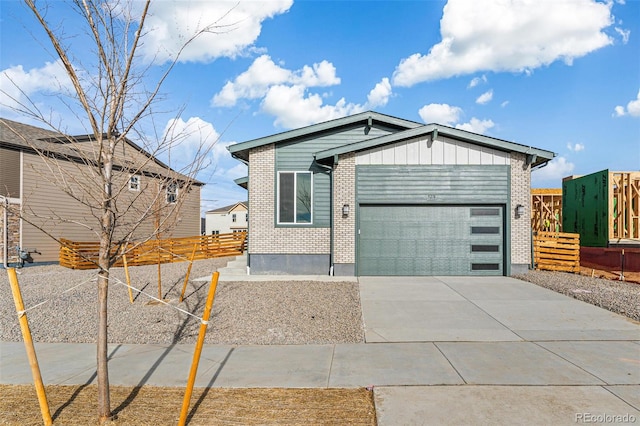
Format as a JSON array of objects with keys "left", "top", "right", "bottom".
[{"left": 358, "top": 205, "right": 504, "bottom": 276}]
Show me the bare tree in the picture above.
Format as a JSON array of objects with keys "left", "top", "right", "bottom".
[{"left": 1, "top": 0, "right": 231, "bottom": 422}]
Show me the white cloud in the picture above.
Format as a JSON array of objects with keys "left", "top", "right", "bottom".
[
  {"left": 614, "top": 105, "right": 626, "bottom": 117},
  {"left": 613, "top": 90, "right": 640, "bottom": 117},
  {"left": 476, "top": 89, "right": 493, "bottom": 105},
  {"left": 212, "top": 55, "right": 340, "bottom": 107},
  {"left": 468, "top": 75, "right": 487, "bottom": 88},
  {"left": 0, "top": 60, "right": 72, "bottom": 111},
  {"left": 162, "top": 116, "right": 224, "bottom": 175},
  {"left": 614, "top": 27, "right": 630, "bottom": 44},
  {"left": 418, "top": 103, "right": 494, "bottom": 135},
  {"left": 455, "top": 118, "right": 495, "bottom": 134},
  {"left": 226, "top": 163, "right": 248, "bottom": 180},
  {"left": 137, "top": 1, "right": 293, "bottom": 64},
  {"left": 214, "top": 55, "right": 390, "bottom": 129},
  {"left": 366, "top": 78, "right": 393, "bottom": 108},
  {"left": 418, "top": 103, "right": 462, "bottom": 125},
  {"left": 392, "top": 0, "right": 613, "bottom": 86},
  {"left": 261, "top": 84, "right": 365, "bottom": 128},
  {"left": 532, "top": 156, "right": 575, "bottom": 184},
  {"left": 567, "top": 142, "right": 585, "bottom": 152},
  {"left": 501, "top": 101, "right": 510, "bottom": 108}
]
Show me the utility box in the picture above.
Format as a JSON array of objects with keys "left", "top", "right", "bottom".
[{"left": 563, "top": 170, "right": 640, "bottom": 247}]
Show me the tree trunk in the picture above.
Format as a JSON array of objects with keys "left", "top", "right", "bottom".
[
  {"left": 97, "top": 142, "right": 115, "bottom": 423},
  {"left": 97, "top": 217, "right": 113, "bottom": 422},
  {"left": 97, "top": 269, "right": 111, "bottom": 422}
]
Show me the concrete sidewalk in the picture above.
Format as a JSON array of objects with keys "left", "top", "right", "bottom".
[{"left": 1, "top": 275, "right": 639, "bottom": 424}]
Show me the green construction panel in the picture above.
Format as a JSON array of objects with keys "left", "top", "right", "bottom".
[
  {"left": 358, "top": 205, "right": 503, "bottom": 276},
  {"left": 562, "top": 170, "right": 609, "bottom": 247}
]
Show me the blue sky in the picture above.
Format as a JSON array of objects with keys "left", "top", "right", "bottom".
[{"left": 1, "top": 0, "right": 639, "bottom": 213}]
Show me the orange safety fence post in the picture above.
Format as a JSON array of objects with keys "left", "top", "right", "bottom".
[
  {"left": 178, "top": 271, "right": 219, "bottom": 426},
  {"left": 7, "top": 268, "right": 53, "bottom": 426},
  {"left": 179, "top": 244, "right": 198, "bottom": 303}
]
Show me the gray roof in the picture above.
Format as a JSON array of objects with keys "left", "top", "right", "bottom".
[
  {"left": 228, "top": 111, "right": 422, "bottom": 162},
  {"left": 0, "top": 118, "right": 204, "bottom": 185},
  {"left": 227, "top": 111, "right": 555, "bottom": 168}
]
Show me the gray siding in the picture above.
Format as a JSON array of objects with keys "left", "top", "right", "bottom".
[
  {"left": 275, "top": 124, "right": 396, "bottom": 227},
  {"left": 356, "top": 165, "right": 510, "bottom": 204},
  {"left": 0, "top": 147, "right": 20, "bottom": 197}
]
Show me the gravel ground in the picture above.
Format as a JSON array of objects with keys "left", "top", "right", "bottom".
[
  {"left": 514, "top": 269, "right": 640, "bottom": 322},
  {"left": 2, "top": 260, "right": 638, "bottom": 346},
  {"left": 0, "top": 257, "right": 364, "bottom": 345}
]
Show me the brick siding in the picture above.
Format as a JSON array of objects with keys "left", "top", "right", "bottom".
[
  {"left": 248, "top": 144, "right": 330, "bottom": 255},
  {"left": 510, "top": 152, "right": 531, "bottom": 265},
  {"left": 333, "top": 153, "right": 356, "bottom": 264}
]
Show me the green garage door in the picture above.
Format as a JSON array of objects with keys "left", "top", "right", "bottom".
[{"left": 358, "top": 205, "right": 504, "bottom": 276}]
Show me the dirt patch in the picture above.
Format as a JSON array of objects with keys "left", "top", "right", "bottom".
[
  {"left": 579, "top": 266, "right": 640, "bottom": 284},
  {"left": 0, "top": 385, "right": 376, "bottom": 425}
]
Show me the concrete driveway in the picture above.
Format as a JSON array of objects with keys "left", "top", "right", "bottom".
[
  {"left": 359, "top": 276, "right": 640, "bottom": 424},
  {"left": 359, "top": 276, "right": 639, "bottom": 343}
]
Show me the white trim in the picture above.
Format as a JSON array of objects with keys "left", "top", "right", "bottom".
[
  {"left": 128, "top": 175, "right": 141, "bottom": 191},
  {"left": 166, "top": 181, "right": 178, "bottom": 204},
  {"left": 276, "top": 171, "right": 313, "bottom": 225}
]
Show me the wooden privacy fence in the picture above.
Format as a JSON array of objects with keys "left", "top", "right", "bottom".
[
  {"left": 533, "top": 231, "right": 580, "bottom": 273},
  {"left": 59, "top": 232, "right": 247, "bottom": 270}
]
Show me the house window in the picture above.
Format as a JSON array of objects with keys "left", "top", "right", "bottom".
[
  {"left": 232, "top": 213, "right": 237, "bottom": 222},
  {"left": 166, "top": 181, "right": 178, "bottom": 204},
  {"left": 277, "top": 171, "right": 312, "bottom": 224},
  {"left": 129, "top": 175, "right": 140, "bottom": 191},
  {"left": 211, "top": 230, "right": 219, "bottom": 235},
  {"left": 245, "top": 213, "right": 248, "bottom": 222}
]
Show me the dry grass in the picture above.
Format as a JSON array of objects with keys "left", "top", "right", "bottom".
[{"left": 0, "top": 385, "right": 376, "bottom": 425}]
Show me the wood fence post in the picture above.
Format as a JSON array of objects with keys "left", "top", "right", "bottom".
[
  {"left": 7, "top": 268, "right": 52, "bottom": 426},
  {"left": 178, "top": 272, "right": 219, "bottom": 426},
  {"left": 179, "top": 244, "right": 198, "bottom": 302}
]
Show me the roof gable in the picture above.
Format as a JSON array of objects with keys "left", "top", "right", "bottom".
[
  {"left": 228, "top": 111, "right": 422, "bottom": 162},
  {"left": 0, "top": 118, "right": 204, "bottom": 185},
  {"left": 314, "top": 123, "right": 555, "bottom": 167},
  {"left": 206, "top": 201, "right": 248, "bottom": 214}
]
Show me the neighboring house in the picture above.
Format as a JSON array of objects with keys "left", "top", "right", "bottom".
[
  {"left": 205, "top": 201, "right": 248, "bottom": 235},
  {"left": 0, "top": 118, "right": 203, "bottom": 266},
  {"left": 229, "top": 111, "right": 555, "bottom": 276}
]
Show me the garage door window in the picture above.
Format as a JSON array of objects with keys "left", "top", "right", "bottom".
[
  {"left": 471, "top": 263, "right": 500, "bottom": 271},
  {"left": 278, "top": 171, "right": 312, "bottom": 224},
  {"left": 470, "top": 208, "right": 500, "bottom": 216},
  {"left": 471, "top": 244, "right": 500, "bottom": 252},
  {"left": 471, "top": 226, "right": 500, "bottom": 234}
]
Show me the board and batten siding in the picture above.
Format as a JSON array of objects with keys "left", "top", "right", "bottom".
[
  {"left": 275, "top": 123, "right": 398, "bottom": 227},
  {"left": 356, "top": 165, "right": 510, "bottom": 205},
  {"left": 356, "top": 135, "right": 511, "bottom": 166}
]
